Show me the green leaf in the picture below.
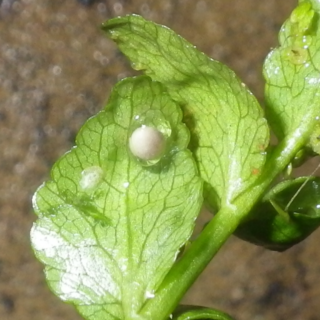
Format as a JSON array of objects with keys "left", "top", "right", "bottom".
[
  {"left": 31, "top": 76, "right": 202, "bottom": 320},
  {"left": 102, "top": 15, "right": 269, "bottom": 211},
  {"left": 307, "top": 122, "right": 320, "bottom": 154},
  {"left": 234, "top": 176, "right": 320, "bottom": 251},
  {"left": 172, "top": 305, "right": 234, "bottom": 320},
  {"left": 263, "top": 0, "right": 320, "bottom": 141}
]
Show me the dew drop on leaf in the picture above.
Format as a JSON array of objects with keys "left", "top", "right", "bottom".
[{"left": 79, "top": 166, "right": 104, "bottom": 190}]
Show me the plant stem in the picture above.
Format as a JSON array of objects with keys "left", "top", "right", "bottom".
[
  {"left": 139, "top": 125, "right": 314, "bottom": 320},
  {"left": 140, "top": 205, "right": 241, "bottom": 320}
]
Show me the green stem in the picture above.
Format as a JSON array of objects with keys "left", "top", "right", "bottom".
[
  {"left": 140, "top": 206, "right": 241, "bottom": 320},
  {"left": 140, "top": 126, "right": 313, "bottom": 320}
]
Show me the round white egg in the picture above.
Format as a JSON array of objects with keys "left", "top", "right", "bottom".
[{"left": 129, "top": 126, "right": 166, "bottom": 161}]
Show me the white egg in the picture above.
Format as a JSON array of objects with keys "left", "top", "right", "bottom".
[{"left": 129, "top": 125, "right": 166, "bottom": 161}]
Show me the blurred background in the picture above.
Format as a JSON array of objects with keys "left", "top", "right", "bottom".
[{"left": 1, "top": 0, "right": 320, "bottom": 319}]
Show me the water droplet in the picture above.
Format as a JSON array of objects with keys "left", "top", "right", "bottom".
[
  {"left": 123, "top": 182, "right": 130, "bottom": 188},
  {"left": 80, "top": 166, "right": 104, "bottom": 190}
]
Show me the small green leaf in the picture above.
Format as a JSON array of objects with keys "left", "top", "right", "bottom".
[
  {"left": 235, "top": 176, "right": 320, "bottom": 251},
  {"left": 172, "top": 305, "right": 234, "bottom": 320},
  {"left": 31, "top": 76, "right": 202, "bottom": 320},
  {"left": 263, "top": 0, "right": 320, "bottom": 141},
  {"left": 102, "top": 14, "right": 269, "bottom": 211}
]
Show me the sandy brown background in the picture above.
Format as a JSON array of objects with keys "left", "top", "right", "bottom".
[{"left": 1, "top": 0, "right": 320, "bottom": 319}]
